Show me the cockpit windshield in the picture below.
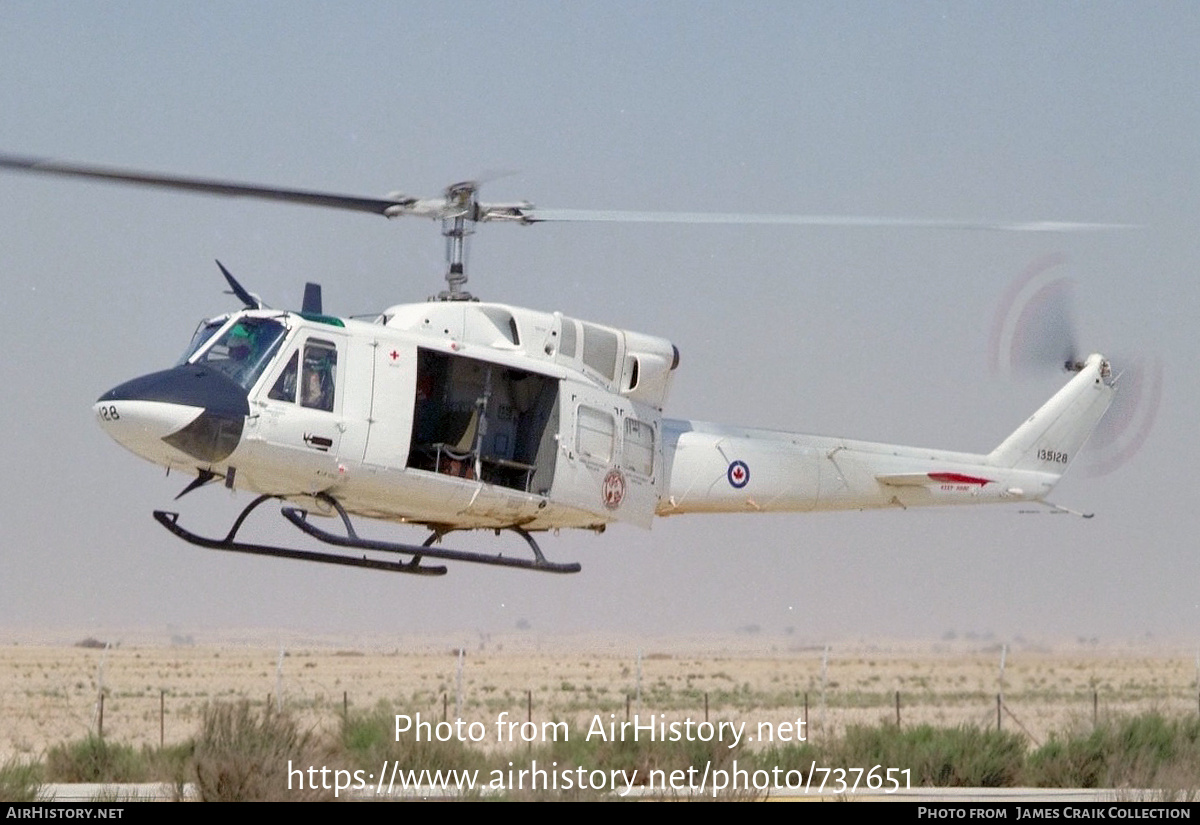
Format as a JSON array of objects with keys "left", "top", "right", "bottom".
[
  {"left": 176, "top": 317, "right": 230, "bottom": 366},
  {"left": 191, "top": 316, "right": 289, "bottom": 390}
]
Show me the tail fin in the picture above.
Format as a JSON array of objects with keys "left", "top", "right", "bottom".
[{"left": 987, "top": 353, "right": 1116, "bottom": 475}]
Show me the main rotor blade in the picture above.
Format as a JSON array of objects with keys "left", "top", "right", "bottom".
[
  {"left": 1, "top": 153, "right": 1136, "bottom": 232},
  {"left": 521, "top": 208, "right": 1136, "bottom": 232},
  {"left": 0, "top": 153, "right": 408, "bottom": 216}
]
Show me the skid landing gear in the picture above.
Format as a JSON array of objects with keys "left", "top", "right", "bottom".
[
  {"left": 282, "top": 493, "right": 581, "bottom": 574},
  {"left": 153, "top": 493, "right": 581, "bottom": 575}
]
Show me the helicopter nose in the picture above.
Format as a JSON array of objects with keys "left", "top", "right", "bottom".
[{"left": 95, "top": 366, "right": 250, "bottom": 464}]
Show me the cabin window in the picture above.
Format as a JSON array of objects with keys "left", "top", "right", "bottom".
[
  {"left": 577, "top": 405, "right": 615, "bottom": 463},
  {"left": 623, "top": 417, "right": 654, "bottom": 476}
]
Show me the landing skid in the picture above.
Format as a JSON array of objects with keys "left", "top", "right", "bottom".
[
  {"left": 152, "top": 493, "right": 581, "bottom": 576},
  {"left": 154, "top": 495, "right": 446, "bottom": 575}
]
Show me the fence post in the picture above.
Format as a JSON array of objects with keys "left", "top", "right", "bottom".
[{"left": 455, "top": 648, "right": 464, "bottom": 720}]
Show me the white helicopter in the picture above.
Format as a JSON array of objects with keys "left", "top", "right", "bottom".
[{"left": 1, "top": 154, "right": 1120, "bottom": 576}]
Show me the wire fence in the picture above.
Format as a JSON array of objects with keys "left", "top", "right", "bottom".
[{"left": 3, "top": 641, "right": 1198, "bottom": 759}]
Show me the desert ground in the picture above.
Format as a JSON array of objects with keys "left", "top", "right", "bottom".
[{"left": 2, "top": 629, "right": 1197, "bottom": 763}]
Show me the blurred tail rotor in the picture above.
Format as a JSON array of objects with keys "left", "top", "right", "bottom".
[
  {"left": 1083, "top": 354, "right": 1163, "bottom": 477},
  {"left": 989, "top": 253, "right": 1082, "bottom": 375},
  {"left": 989, "top": 253, "right": 1162, "bottom": 476}
]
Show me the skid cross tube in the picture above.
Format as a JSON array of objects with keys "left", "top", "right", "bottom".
[{"left": 281, "top": 493, "right": 581, "bottom": 574}]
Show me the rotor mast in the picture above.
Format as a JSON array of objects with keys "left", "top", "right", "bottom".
[{"left": 436, "top": 181, "right": 479, "bottom": 302}]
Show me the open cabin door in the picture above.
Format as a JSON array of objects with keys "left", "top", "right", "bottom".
[
  {"left": 553, "top": 384, "right": 660, "bottom": 528},
  {"left": 405, "top": 348, "right": 560, "bottom": 498}
]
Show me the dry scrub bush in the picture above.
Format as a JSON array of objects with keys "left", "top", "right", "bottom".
[
  {"left": 193, "top": 701, "right": 333, "bottom": 801},
  {"left": 45, "top": 736, "right": 147, "bottom": 783},
  {"left": 0, "top": 759, "right": 46, "bottom": 803}
]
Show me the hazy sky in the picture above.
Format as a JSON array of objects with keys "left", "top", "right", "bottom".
[{"left": 1, "top": 2, "right": 1197, "bottom": 645}]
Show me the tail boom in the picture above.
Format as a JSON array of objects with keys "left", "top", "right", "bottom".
[{"left": 657, "top": 354, "right": 1114, "bottom": 516}]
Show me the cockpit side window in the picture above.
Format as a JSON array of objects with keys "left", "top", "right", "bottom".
[
  {"left": 194, "top": 317, "right": 288, "bottom": 390},
  {"left": 268, "top": 351, "right": 299, "bottom": 402}
]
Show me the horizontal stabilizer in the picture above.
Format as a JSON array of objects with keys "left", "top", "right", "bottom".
[{"left": 877, "top": 472, "right": 994, "bottom": 488}]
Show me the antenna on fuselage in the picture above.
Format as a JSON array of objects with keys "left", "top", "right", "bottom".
[{"left": 216, "top": 260, "right": 264, "bottom": 310}]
